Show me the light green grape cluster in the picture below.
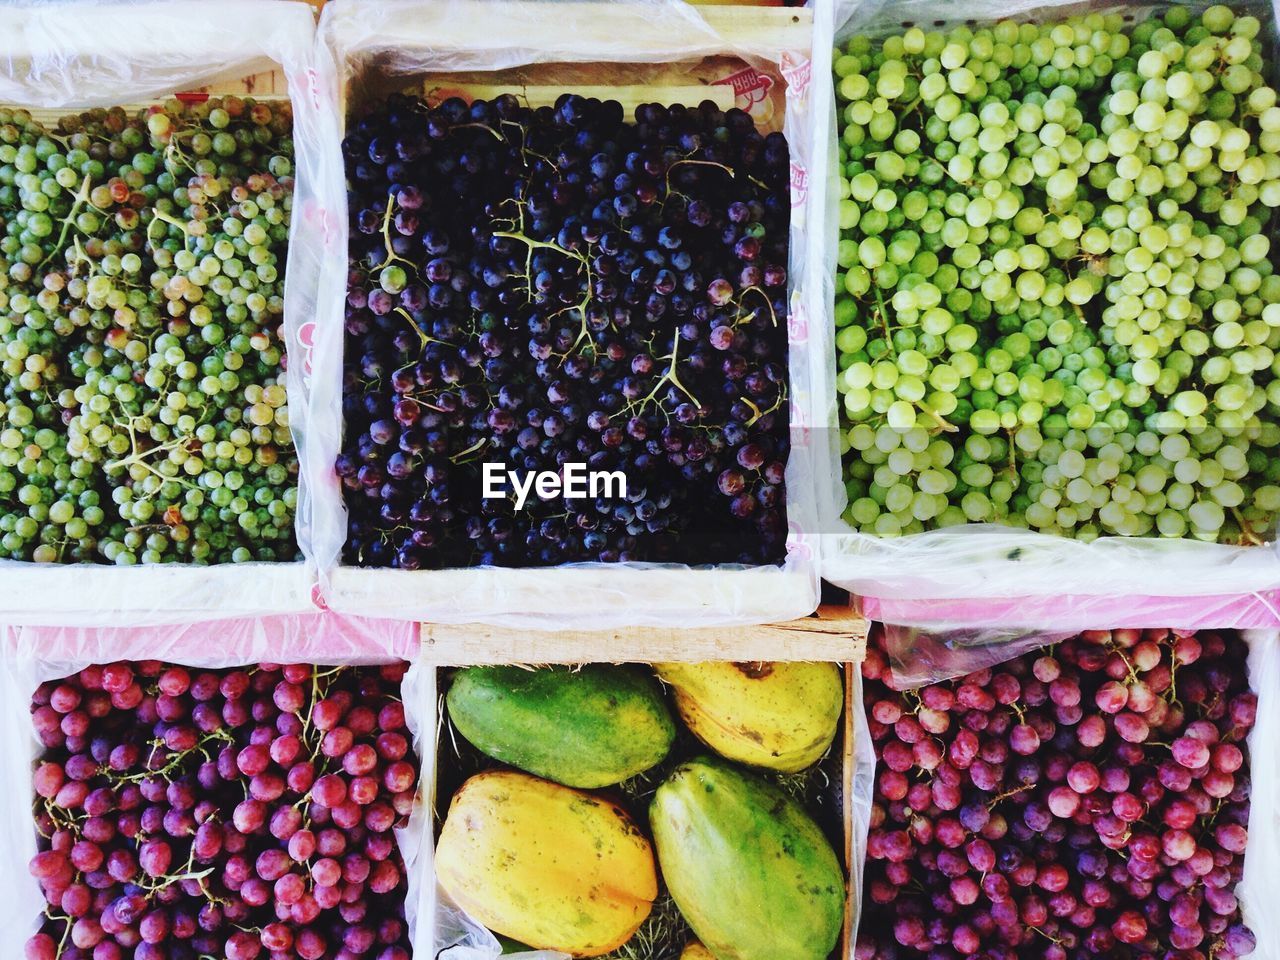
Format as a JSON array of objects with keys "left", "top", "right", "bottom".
[{"left": 835, "top": 5, "right": 1280, "bottom": 543}]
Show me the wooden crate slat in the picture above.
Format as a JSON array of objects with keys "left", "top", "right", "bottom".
[
  {"left": 421, "top": 604, "right": 868, "bottom": 665},
  {"left": 425, "top": 81, "right": 737, "bottom": 111},
  {"left": 338, "top": 1, "right": 811, "bottom": 60}
]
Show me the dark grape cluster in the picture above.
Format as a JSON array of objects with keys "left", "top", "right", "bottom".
[
  {"left": 338, "top": 92, "right": 791, "bottom": 568},
  {"left": 0, "top": 98, "right": 298, "bottom": 565},
  {"left": 859, "top": 628, "right": 1257, "bottom": 960},
  {"left": 25, "top": 661, "right": 416, "bottom": 960}
]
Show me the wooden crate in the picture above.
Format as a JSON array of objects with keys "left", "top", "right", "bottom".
[{"left": 323, "top": 0, "right": 821, "bottom": 629}]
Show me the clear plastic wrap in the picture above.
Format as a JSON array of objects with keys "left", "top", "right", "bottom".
[
  {"left": 309, "top": 0, "right": 822, "bottom": 627},
  {"left": 858, "top": 624, "right": 1280, "bottom": 960},
  {"left": 815, "top": 0, "right": 1280, "bottom": 613},
  {"left": 0, "top": 613, "right": 421, "bottom": 949},
  {"left": 0, "top": 0, "right": 330, "bottom": 624}
]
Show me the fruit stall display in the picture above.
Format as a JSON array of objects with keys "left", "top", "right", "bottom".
[
  {"left": 432, "top": 660, "right": 854, "bottom": 960},
  {"left": 819, "top": 1, "right": 1280, "bottom": 604},
  {"left": 312, "top": 0, "right": 824, "bottom": 625},
  {"left": 0, "top": 1, "right": 322, "bottom": 622}
]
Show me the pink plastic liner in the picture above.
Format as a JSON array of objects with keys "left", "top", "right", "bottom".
[
  {"left": 861, "top": 592, "right": 1280, "bottom": 631},
  {"left": 7, "top": 613, "right": 419, "bottom": 665}
]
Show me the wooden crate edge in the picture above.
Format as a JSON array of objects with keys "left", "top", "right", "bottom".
[{"left": 421, "top": 605, "right": 869, "bottom": 665}]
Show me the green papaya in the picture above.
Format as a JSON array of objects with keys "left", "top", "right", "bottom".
[
  {"left": 446, "top": 665, "right": 676, "bottom": 788},
  {"left": 650, "top": 757, "right": 845, "bottom": 960}
]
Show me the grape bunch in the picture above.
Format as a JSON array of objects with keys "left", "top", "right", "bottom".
[
  {"left": 859, "top": 628, "right": 1257, "bottom": 960},
  {"left": 25, "top": 661, "right": 416, "bottom": 960},
  {"left": 834, "top": 6, "right": 1280, "bottom": 543},
  {"left": 338, "top": 93, "right": 790, "bottom": 569},
  {"left": 0, "top": 98, "right": 299, "bottom": 565}
]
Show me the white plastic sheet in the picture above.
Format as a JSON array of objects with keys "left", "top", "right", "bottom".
[
  {"left": 0, "top": 613, "right": 422, "bottom": 950},
  {"left": 309, "top": 0, "right": 823, "bottom": 627},
  {"left": 0, "top": 0, "right": 329, "bottom": 624},
  {"left": 816, "top": 0, "right": 1280, "bottom": 610}
]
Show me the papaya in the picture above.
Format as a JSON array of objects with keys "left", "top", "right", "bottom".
[
  {"left": 650, "top": 757, "right": 845, "bottom": 960},
  {"left": 654, "top": 661, "right": 842, "bottom": 772},
  {"left": 680, "top": 940, "right": 717, "bottom": 960},
  {"left": 448, "top": 665, "right": 675, "bottom": 788},
  {"left": 436, "top": 770, "right": 657, "bottom": 957}
]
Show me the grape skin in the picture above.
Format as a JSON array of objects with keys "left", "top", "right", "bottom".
[{"left": 835, "top": 6, "right": 1280, "bottom": 544}]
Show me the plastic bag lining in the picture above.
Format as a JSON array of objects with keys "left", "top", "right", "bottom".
[
  {"left": 816, "top": 0, "right": 1280, "bottom": 608},
  {"left": 309, "top": 0, "right": 821, "bottom": 626},
  {"left": 0, "top": 0, "right": 330, "bottom": 623}
]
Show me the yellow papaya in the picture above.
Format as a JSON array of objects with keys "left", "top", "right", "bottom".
[
  {"left": 651, "top": 757, "right": 845, "bottom": 960},
  {"left": 654, "top": 661, "right": 842, "bottom": 772},
  {"left": 681, "top": 940, "right": 717, "bottom": 960},
  {"left": 436, "top": 770, "right": 657, "bottom": 957}
]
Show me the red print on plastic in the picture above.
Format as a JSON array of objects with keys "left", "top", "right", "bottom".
[
  {"left": 790, "top": 161, "right": 808, "bottom": 207},
  {"left": 786, "top": 521, "right": 813, "bottom": 562},
  {"left": 297, "top": 321, "right": 316, "bottom": 378},
  {"left": 307, "top": 68, "right": 323, "bottom": 111},
  {"left": 714, "top": 66, "right": 776, "bottom": 122},
  {"left": 780, "top": 52, "right": 812, "bottom": 100},
  {"left": 310, "top": 582, "right": 329, "bottom": 611},
  {"left": 788, "top": 297, "right": 809, "bottom": 346}
]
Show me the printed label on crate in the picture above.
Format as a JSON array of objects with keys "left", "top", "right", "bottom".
[
  {"left": 482, "top": 463, "right": 628, "bottom": 510},
  {"left": 714, "top": 66, "right": 775, "bottom": 125},
  {"left": 790, "top": 160, "right": 808, "bottom": 207},
  {"left": 780, "top": 52, "right": 812, "bottom": 102}
]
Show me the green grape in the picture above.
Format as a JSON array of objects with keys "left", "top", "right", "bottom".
[
  {"left": 0, "top": 99, "right": 298, "bottom": 563},
  {"left": 834, "top": 6, "right": 1280, "bottom": 543}
]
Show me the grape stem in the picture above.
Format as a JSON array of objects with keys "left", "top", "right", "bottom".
[
  {"left": 734, "top": 285, "right": 778, "bottom": 328},
  {"left": 450, "top": 436, "right": 490, "bottom": 465},
  {"left": 491, "top": 228, "right": 598, "bottom": 354},
  {"left": 393, "top": 308, "right": 443, "bottom": 350},
  {"left": 1231, "top": 508, "right": 1263, "bottom": 545},
  {"left": 872, "top": 285, "right": 892, "bottom": 346},
  {"left": 663, "top": 157, "right": 769, "bottom": 196},
  {"left": 985, "top": 782, "right": 1032, "bottom": 810},
  {"left": 628, "top": 334, "right": 702, "bottom": 412},
  {"left": 43, "top": 908, "right": 73, "bottom": 960},
  {"left": 147, "top": 209, "right": 193, "bottom": 252},
  {"left": 916, "top": 401, "right": 958, "bottom": 433},
  {"left": 372, "top": 194, "right": 416, "bottom": 272},
  {"left": 36, "top": 173, "right": 93, "bottom": 271},
  {"left": 740, "top": 383, "right": 787, "bottom": 427}
]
